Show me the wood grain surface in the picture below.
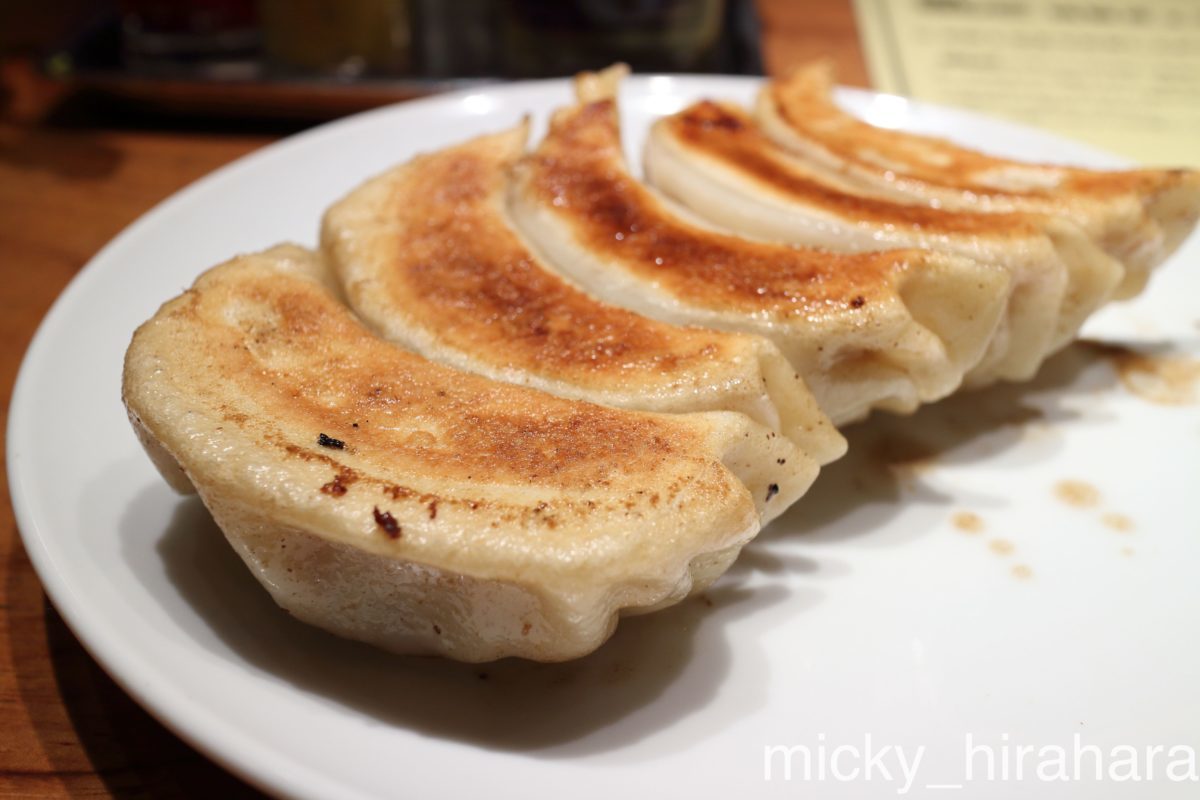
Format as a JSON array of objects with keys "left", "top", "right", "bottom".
[{"left": 0, "top": 2, "right": 865, "bottom": 796}]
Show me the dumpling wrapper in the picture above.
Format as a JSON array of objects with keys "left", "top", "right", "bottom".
[
  {"left": 508, "top": 67, "right": 1011, "bottom": 425},
  {"left": 322, "top": 122, "right": 843, "bottom": 464},
  {"left": 644, "top": 100, "right": 1125, "bottom": 385},
  {"left": 756, "top": 61, "right": 1200, "bottom": 299},
  {"left": 122, "top": 245, "right": 820, "bottom": 662}
]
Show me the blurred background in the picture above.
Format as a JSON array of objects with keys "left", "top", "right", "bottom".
[
  {"left": 0, "top": 0, "right": 777, "bottom": 124},
  {"left": 1, "top": 1, "right": 1194, "bottom": 160}
]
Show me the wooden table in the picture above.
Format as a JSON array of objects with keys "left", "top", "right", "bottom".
[{"left": 0, "top": 2, "right": 866, "bottom": 796}]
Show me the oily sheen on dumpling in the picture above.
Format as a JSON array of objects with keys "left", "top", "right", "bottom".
[
  {"left": 321, "top": 122, "right": 843, "bottom": 464},
  {"left": 122, "top": 245, "right": 821, "bottom": 662},
  {"left": 756, "top": 61, "right": 1200, "bottom": 299},
  {"left": 508, "top": 68, "right": 1011, "bottom": 425},
  {"left": 644, "top": 100, "right": 1125, "bottom": 385}
]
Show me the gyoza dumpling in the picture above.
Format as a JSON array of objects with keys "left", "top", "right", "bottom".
[
  {"left": 508, "top": 67, "right": 1010, "bottom": 425},
  {"left": 322, "top": 122, "right": 843, "bottom": 464},
  {"left": 756, "top": 61, "right": 1200, "bottom": 299},
  {"left": 122, "top": 245, "right": 821, "bottom": 662},
  {"left": 644, "top": 100, "right": 1125, "bottom": 385}
]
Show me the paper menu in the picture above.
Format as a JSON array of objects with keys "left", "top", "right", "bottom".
[{"left": 852, "top": 0, "right": 1200, "bottom": 166}]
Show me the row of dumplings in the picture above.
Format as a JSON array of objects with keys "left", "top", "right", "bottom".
[
  {"left": 330, "top": 62, "right": 1198, "bottom": 437},
  {"left": 124, "top": 64, "right": 1199, "bottom": 662}
]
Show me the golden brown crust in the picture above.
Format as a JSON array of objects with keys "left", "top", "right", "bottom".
[
  {"left": 322, "top": 125, "right": 846, "bottom": 464},
  {"left": 523, "top": 99, "right": 919, "bottom": 315},
  {"left": 511, "top": 80, "right": 1011, "bottom": 424},
  {"left": 163, "top": 256, "right": 706, "bottom": 494},
  {"left": 664, "top": 101, "right": 1043, "bottom": 235},
  {"left": 359, "top": 128, "right": 745, "bottom": 379},
  {"left": 758, "top": 61, "right": 1200, "bottom": 301},
  {"left": 645, "top": 100, "right": 1143, "bottom": 386},
  {"left": 766, "top": 62, "right": 1198, "bottom": 203}
]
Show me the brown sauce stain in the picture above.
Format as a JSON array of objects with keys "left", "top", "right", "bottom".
[
  {"left": 1084, "top": 341, "right": 1200, "bottom": 405},
  {"left": 952, "top": 511, "right": 984, "bottom": 535},
  {"left": 988, "top": 539, "right": 1015, "bottom": 556},
  {"left": 1115, "top": 355, "right": 1200, "bottom": 405},
  {"left": 1121, "top": 547, "right": 1135, "bottom": 558},
  {"left": 1011, "top": 564, "right": 1033, "bottom": 580},
  {"left": 1054, "top": 479, "right": 1101, "bottom": 509},
  {"left": 1101, "top": 512, "right": 1134, "bottom": 533},
  {"left": 872, "top": 434, "right": 938, "bottom": 477}
]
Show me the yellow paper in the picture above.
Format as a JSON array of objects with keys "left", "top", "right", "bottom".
[{"left": 853, "top": 0, "right": 1200, "bottom": 166}]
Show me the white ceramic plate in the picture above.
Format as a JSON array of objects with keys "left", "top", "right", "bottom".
[{"left": 9, "top": 77, "right": 1200, "bottom": 800}]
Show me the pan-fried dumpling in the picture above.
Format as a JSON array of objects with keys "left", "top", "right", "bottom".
[
  {"left": 756, "top": 61, "right": 1200, "bottom": 299},
  {"left": 122, "top": 245, "right": 821, "bottom": 662},
  {"left": 644, "top": 100, "right": 1125, "bottom": 385},
  {"left": 508, "top": 68, "right": 1010, "bottom": 425},
  {"left": 321, "top": 122, "right": 843, "bottom": 464}
]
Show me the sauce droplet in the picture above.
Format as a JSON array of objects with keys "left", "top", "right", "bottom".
[
  {"left": 1054, "top": 479, "right": 1100, "bottom": 508},
  {"left": 952, "top": 511, "right": 984, "bottom": 534},
  {"left": 1101, "top": 512, "right": 1134, "bottom": 533},
  {"left": 989, "top": 539, "right": 1015, "bottom": 556},
  {"left": 1114, "top": 353, "right": 1200, "bottom": 405}
]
